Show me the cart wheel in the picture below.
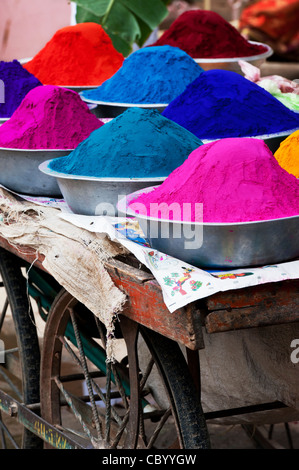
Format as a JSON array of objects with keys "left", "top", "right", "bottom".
[
  {"left": 40, "top": 289, "right": 210, "bottom": 449},
  {"left": 0, "top": 248, "right": 42, "bottom": 449}
]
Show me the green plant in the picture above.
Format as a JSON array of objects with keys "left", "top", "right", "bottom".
[{"left": 72, "top": 0, "right": 172, "bottom": 57}]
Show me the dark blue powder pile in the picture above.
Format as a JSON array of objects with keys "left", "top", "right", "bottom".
[{"left": 162, "top": 69, "right": 299, "bottom": 139}]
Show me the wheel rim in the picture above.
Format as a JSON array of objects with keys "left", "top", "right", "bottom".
[{"left": 40, "top": 289, "right": 189, "bottom": 449}]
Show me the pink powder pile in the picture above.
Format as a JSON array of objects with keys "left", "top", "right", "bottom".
[
  {"left": 0, "top": 85, "right": 103, "bottom": 149},
  {"left": 130, "top": 138, "right": 299, "bottom": 223}
]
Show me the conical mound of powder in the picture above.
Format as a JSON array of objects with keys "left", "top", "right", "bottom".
[
  {"left": 153, "top": 10, "right": 268, "bottom": 58},
  {"left": 48, "top": 107, "right": 202, "bottom": 178},
  {"left": 0, "top": 85, "right": 103, "bottom": 149},
  {"left": 0, "top": 60, "right": 42, "bottom": 118},
  {"left": 81, "top": 45, "right": 203, "bottom": 104},
  {"left": 274, "top": 130, "right": 299, "bottom": 177},
  {"left": 130, "top": 138, "right": 299, "bottom": 223},
  {"left": 162, "top": 69, "right": 299, "bottom": 139},
  {"left": 23, "top": 23, "right": 124, "bottom": 86}
]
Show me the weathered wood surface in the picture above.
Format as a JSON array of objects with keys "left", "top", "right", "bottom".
[
  {"left": 203, "top": 280, "right": 299, "bottom": 333},
  {"left": 0, "top": 235, "right": 298, "bottom": 347},
  {"left": 106, "top": 258, "right": 204, "bottom": 350}
]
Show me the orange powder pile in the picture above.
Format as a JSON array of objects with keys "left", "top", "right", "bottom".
[
  {"left": 274, "top": 130, "right": 299, "bottom": 177},
  {"left": 24, "top": 23, "right": 124, "bottom": 86}
]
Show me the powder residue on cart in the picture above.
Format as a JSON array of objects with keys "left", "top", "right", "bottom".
[
  {"left": 153, "top": 10, "right": 268, "bottom": 58},
  {"left": 130, "top": 138, "right": 299, "bottom": 223},
  {"left": 274, "top": 130, "right": 299, "bottom": 177},
  {"left": 23, "top": 23, "right": 124, "bottom": 86},
  {"left": 0, "top": 85, "right": 103, "bottom": 149},
  {"left": 162, "top": 69, "right": 299, "bottom": 139},
  {"left": 0, "top": 60, "right": 42, "bottom": 118},
  {"left": 48, "top": 107, "right": 202, "bottom": 178},
  {"left": 81, "top": 45, "right": 203, "bottom": 104}
]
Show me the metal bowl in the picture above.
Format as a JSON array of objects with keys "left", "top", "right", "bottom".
[
  {"left": 61, "top": 85, "right": 98, "bottom": 94},
  {"left": 79, "top": 94, "right": 167, "bottom": 118},
  {"left": 0, "top": 147, "right": 72, "bottom": 196},
  {"left": 39, "top": 160, "right": 165, "bottom": 216},
  {"left": 201, "top": 129, "right": 299, "bottom": 154},
  {"left": 194, "top": 42, "right": 273, "bottom": 75},
  {"left": 118, "top": 187, "right": 299, "bottom": 269}
]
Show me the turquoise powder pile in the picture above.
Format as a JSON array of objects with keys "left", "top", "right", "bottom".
[{"left": 48, "top": 107, "right": 203, "bottom": 178}]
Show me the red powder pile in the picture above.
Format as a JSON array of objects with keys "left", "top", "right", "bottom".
[
  {"left": 153, "top": 10, "right": 268, "bottom": 58},
  {"left": 24, "top": 23, "right": 124, "bottom": 86}
]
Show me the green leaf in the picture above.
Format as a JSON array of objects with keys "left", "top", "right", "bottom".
[
  {"left": 73, "top": 0, "right": 111, "bottom": 17},
  {"left": 73, "top": 0, "right": 171, "bottom": 56},
  {"left": 120, "top": 0, "right": 168, "bottom": 30}
]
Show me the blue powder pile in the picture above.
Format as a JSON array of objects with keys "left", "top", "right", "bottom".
[
  {"left": 48, "top": 107, "right": 202, "bottom": 178},
  {"left": 80, "top": 45, "right": 203, "bottom": 104},
  {"left": 0, "top": 60, "right": 42, "bottom": 118},
  {"left": 162, "top": 69, "right": 299, "bottom": 139}
]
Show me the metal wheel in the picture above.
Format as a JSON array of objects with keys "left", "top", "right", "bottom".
[
  {"left": 40, "top": 288, "right": 210, "bottom": 449},
  {"left": 0, "top": 248, "right": 42, "bottom": 449}
]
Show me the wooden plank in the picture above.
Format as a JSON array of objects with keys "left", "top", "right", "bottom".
[
  {"left": 204, "top": 279, "right": 299, "bottom": 333},
  {"left": 105, "top": 257, "right": 153, "bottom": 284},
  {"left": 205, "top": 296, "right": 299, "bottom": 333},
  {"left": 0, "top": 236, "right": 46, "bottom": 271},
  {"left": 113, "top": 278, "right": 204, "bottom": 350},
  {"left": 206, "top": 280, "right": 299, "bottom": 310}
]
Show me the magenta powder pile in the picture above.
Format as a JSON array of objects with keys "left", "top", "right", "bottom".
[
  {"left": 0, "top": 85, "right": 103, "bottom": 149},
  {"left": 130, "top": 138, "right": 299, "bottom": 223}
]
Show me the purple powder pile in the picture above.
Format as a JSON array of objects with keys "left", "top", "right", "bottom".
[{"left": 0, "top": 60, "right": 42, "bottom": 118}]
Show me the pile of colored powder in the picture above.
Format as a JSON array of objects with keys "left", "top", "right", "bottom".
[
  {"left": 0, "top": 60, "right": 42, "bottom": 118},
  {"left": 130, "top": 138, "right": 299, "bottom": 223},
  {"left": 81, "top": 45, "right": 203, "bottom": 104},
  {"left": 274, "top": 130, "right": 299, "bottom": 177},
  {"left": 153, "top": 10, "right": 268, "bottom": 58},
  {"left": 162, "top": 69, "right": 299, "bottom": 139},
  {"left": 23, "top": 23, "right": 124, "bottom": 86},
  {"left": 48, "top": 108, "right": 202, "bottom": 178},
  {"left": 0, "top": 85, "right": 103, "bottom": 149}
]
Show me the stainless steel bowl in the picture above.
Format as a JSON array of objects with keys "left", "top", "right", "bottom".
[
  {"left": 202, "top": 129, "right": 298, "bottom": 154},
  {"left": 0, "top": 147, "right": 71, "bottom": 196},
  {"left": 79, "top": 94, "right": 167, "bottom": 118},
  {"left": 61, "top": 85, "right": 98, "bottom": 94},
  {"left": 194, "top": 42, "right": 273, "bottom": 75},
  {"left": 118, "top": 187, "right": 299, "bottom": 269},
  {"left": 39, "top": 160, "right": 165, "bottom": 216}
]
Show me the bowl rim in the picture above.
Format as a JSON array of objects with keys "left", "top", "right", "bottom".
[
  {"left": 117, "top": 187, "right": 299, "bottom": 227},
  {"left": 194, "top": 41, "right": 273, "bottom": 63},
  {"left": 38, "top": 159, "right": 167, "bottom": 182},
  {"left": 0, "top": 147, "right": 73, "bottom": 152},
  {"left": 79, "top": 94, "right": 169, "bottom": 107},
  {"left": 201, "top": 128, "right": 299, "bottom": 143}
]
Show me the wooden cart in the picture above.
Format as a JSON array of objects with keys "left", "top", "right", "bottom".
[{"left": 0, "top": 206, "right": 299, "bottom": 449}]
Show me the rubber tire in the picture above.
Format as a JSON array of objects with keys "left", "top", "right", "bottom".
[
  {"left": 141, "top": 326, "right": 210, "bottom": 449},
  {"left": 0, "top": 247, "right": 42, "bottom": 449}
]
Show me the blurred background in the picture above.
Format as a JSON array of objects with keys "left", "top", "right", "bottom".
[{"left": 0, "top": 0, "right": 298, "bottom": 80}]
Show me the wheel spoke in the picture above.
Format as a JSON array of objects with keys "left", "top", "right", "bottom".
[{"left": 41, "top": 289, "right": 208, "bottom": 449}]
